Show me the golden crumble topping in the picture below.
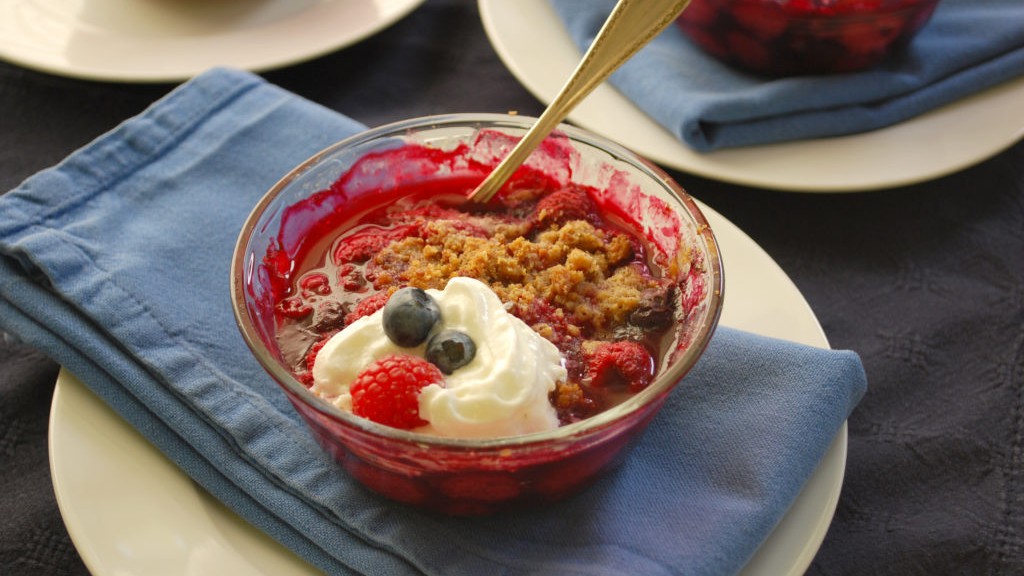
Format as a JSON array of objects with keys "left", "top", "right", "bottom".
[{"left": 371, "top": 218, "right": 664, "bottom": 341}]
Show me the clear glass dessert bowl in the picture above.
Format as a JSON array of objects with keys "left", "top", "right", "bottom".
[
  {"left": 676, "top": 0, "right": 941, "bottom": 76},
  {"left": 231, "top": 114, "right": 724, "bottom": 515}
]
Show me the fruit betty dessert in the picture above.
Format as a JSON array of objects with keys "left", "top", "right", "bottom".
[
  {"left": 676, "top": 0, "right": 940, "bottom": 76},
  {"left": 269, "top": 133, "right": 710, "bottom": 439}
]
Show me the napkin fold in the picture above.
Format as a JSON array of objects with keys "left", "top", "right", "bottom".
[
  {"left": 0, "top": 68, "right": 866, "bottom": 576},
  {"left": 550, "top": 0, "right": 1024, "bottom": 151}
]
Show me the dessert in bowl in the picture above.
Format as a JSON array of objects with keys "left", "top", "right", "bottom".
[
  {"left": 231, "top": 114, "right": 723, "bottom": 515},
  {"left": 676, "top": 0, "right": 941, "bottom": 76}
]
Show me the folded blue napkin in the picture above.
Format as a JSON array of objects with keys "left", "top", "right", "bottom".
[
  {"left": 0, "top": 68, "right": 866, "bottom": 576},
  {"left": 550, "top": 0, "right": 1024, "bottom": 151}
]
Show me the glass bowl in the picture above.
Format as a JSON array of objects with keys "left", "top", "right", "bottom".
[
  {"left": 230, "top": 114, "right": 724, "bottom": 515},
  {"left": 676, "top": 0, "right": 941, "bottom": 76}
]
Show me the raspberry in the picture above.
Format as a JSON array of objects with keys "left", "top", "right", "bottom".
[
  {"left": 343, "top": 290, "right": 391, "bottom": 325},
  {"left": 532, "top": 186, "right": 597, "bottom": 228},
  {"left": 431, "top": 218, "right": 490, "bottom": 238},
  {"left": 299, "top": 272, "right": 331, "bottom": 297},
  {"left": 585, "top": 341, "right": 655, "bottom": 393},
  {"left": 396, "top": 203, "right": 465, "bottom": 223},
  {"left": 350, "top": 355, "right": 444, "bottom": 429},
  {"left": 304, "top": 332, "right": 338, "bottom": 374},
  {"left": 277, "top": 296, "right": 312, "bottom": 319},
  {"left": 337, "top": 264, "right": 367, "bottom": 292},
  {"left": 332, "top": 223, "right": 422, "bottom": 266},
  {"left": 332, "top": 230, "right": 392, "bottom": 265}
]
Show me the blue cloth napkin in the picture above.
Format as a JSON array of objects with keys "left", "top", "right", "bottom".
[
  {"left": 0, "top": 68, "right": 866, "bottom": 576},
  {"left": 550, "top": 0, "right": 1024, "bottom": 151}
]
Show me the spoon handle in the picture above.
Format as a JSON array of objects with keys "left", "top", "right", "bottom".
[{"left": 468, "top": 0, "right": 691, "bottom": 203}]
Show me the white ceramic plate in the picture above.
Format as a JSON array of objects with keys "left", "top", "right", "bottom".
[
  {"left": 0, "top": 0, "right": 425, "bottom": 82},
  {"left": 479, "top": 0, "right": 1024, "bottom": 192},
  {"left": 49, "top": 201, "right": 846, "bottom": 576}
]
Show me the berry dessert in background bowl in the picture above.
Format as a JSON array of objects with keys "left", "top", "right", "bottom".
[
  {"left": 231, "top": 114, "right": 723, "bottom": 515},
  {"left": 676, "top": 0, "right": 940, "bottom": 76}
]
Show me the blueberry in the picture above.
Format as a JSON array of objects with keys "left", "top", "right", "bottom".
[
  {"left": 425, "top": 330, "right": 477, "bottom": 374},
  {"left": 382, "top": 287, "right": 441, "bottom": 347}
]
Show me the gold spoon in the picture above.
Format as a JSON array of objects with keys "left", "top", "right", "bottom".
[{"left": 468, "top": 0, "right": 692, "bottom": 204}]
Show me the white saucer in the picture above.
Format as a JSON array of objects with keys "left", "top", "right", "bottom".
[
  {"left": 0, "top": 0, "right": 425, "bottom": 82},
  {"left": 49, "top": 201, "right": 846, "bottom": 576},
  {"left": 479, "top": 0, "right": 1024, "bottom": 192}
]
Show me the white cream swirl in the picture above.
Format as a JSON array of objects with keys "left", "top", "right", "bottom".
[{"left": 310, "top": 277, "right": 565, "bottom": 438}]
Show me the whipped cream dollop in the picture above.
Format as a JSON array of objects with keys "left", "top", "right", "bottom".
[{"left": 310, "top": 277, "right": 566, "bottom": 438}]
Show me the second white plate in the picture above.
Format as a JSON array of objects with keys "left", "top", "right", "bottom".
[
  {"left": 0, "top": 0, "right": 425, "bottom": 82},
  {"left": 479, "top": 0, "right": 1024, "bottom": 192},
  {"left": 50, "top": 201, "right": 846, "bottom": 576}
]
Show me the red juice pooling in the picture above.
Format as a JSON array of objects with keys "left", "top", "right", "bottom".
[{"left": 265, "top": 137, "right": 706, "bottom": 427}]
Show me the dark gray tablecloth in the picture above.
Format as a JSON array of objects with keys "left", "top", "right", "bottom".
[{"left": 1, "top": 1, "right": 1021, "bottom": 574}]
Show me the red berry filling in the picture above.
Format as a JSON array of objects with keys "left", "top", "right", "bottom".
[
  {"left": 273, "top": 175, "right": 695, "bottom": 431},
  {"left": 585, "top": 341, "right": 655, "bottom": 393},
  {"left": 532, "top": 186, "right": 598, "bottom": 229},
  {"left": 343, "top": 290, "right": 391, "bottom": 325}
]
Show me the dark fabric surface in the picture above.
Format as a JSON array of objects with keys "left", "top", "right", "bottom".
[{"left": 0, "top": 1, "right": 1021, "bottom": 575}]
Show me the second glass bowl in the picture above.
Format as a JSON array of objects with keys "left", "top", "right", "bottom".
[{"left": 677, "top": 0, "right": 941, "bottom": 76}]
